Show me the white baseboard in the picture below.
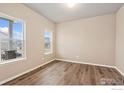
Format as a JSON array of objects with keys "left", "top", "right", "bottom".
[
  {"left": 114, "top": 67, "right": 124, "bottom": 77},
  {"left": 56, "top": 59, "right": 115, "bottom": 68},
  {"left": 0, "top": 59, "right": 56, "bottom": 85}
]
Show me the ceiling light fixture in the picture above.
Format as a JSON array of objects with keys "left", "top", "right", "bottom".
[{"left": 67, "top": 3, "right": 76, "bottom": 8}]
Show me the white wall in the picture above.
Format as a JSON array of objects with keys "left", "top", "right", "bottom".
[
  {"left": 116, "top": 5, "right": 124, "bottom": 74},
  {"left": 56, "top": 14, "right": 116, "bottom": 66},
  {"left": 0, "top": 4, "right": 55, "bottom": 82}
]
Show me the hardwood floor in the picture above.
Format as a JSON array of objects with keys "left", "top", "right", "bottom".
[{"left": 3, "top": 60, "right": 124, "bottom": 85}]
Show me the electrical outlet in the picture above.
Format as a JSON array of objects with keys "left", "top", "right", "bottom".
[
  {"left": 76, "top": 56, "right": 79, "bottom": 59},
  {"left": 42, "top": 58, "right": 44, "bottom": 60}
]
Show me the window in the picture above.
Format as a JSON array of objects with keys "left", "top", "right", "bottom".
[
  {"left": 44, "top": 30, "right": 52, "bottom": 54},
  {"left": 0, "top": 14, "right": 25, "bottom": 63}
]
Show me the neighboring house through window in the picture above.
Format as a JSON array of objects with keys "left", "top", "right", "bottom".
[{"left": 0, "top": 13, "right": 25, "bottom": 63}]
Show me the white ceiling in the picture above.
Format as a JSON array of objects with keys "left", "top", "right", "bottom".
[{"left": 25, "top": 3, "right": 123, "bottom": 23}]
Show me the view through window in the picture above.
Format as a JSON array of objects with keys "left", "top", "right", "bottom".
[
  {"left": 0, "top": 16, "right": 25, "bottom": 63},
  {"left": 44, "top": 30, "right": 52, "bottom": 54}
]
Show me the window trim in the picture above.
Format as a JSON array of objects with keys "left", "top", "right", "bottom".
[
  {"left": 44, "top": 29, "right": 53, "bottom": 55},
  {"left": 0, "top": 12, "right": 26, "bottom": 64}
]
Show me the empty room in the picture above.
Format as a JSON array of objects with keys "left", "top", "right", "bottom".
[{"left": 0, "top": 3, "right": 124, "bottom": 86}]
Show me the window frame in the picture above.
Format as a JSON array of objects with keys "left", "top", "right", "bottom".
[
  {"left": 0, "top": 12, "right": 26, "bottom": 64},
  {"left": 44, "top": 29, "right": 53, "bottom": 55}
]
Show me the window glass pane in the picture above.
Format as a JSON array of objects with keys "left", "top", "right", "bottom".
[
  {"left": 12, "top": 21, "right": 23, "bottom": 40},
  {"left": 44, "top": 31, "right": 52, "bottom": 53},
  {"left": 0, "top": 18, "right": 9, "bottom": 40},
  {"left": 0, "top": 18, "right": 9, "bottom": 61},
  {"left": 0, "top": 17, "right": 24, "bottom": 62},
  {"left": 12, "top": 21, "right": 23, "bottom": 59}
]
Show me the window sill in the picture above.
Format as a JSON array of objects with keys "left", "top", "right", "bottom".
[
  {"left": 0, "top": 57, "right": 26, "bottom": 65},
  {"left": 44, "top": 52, "right": 53, "bottom": 55}
]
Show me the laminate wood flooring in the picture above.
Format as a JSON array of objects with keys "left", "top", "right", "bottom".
[{"left": 3, "top": 60, "right": 124, "bottom": 85}]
